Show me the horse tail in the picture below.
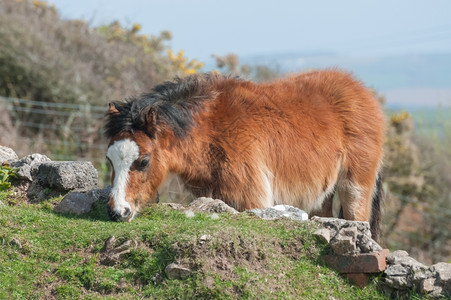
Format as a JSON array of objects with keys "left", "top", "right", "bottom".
[{"left": 370, "top": 173, "right": 384, "bottom": 241}]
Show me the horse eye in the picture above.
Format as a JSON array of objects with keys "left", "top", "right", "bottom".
[{"left": 139, "top": 155, "right": 150, "bottom": 171}]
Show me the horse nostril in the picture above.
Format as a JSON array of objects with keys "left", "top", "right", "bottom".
[{"left": 123, "top": 207, "right": 131, "bottom": 218}]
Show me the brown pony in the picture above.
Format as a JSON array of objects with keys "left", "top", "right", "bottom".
[{"left": 105, "top": 70, "right": 385, "bottom": 238}]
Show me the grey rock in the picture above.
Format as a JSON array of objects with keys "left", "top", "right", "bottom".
[
  {"left": 329, "top": 227, "right": 359, "bottom": 255},
  {"left": 28, "top": 161, "right": 98, "bottom": 201},
  {"left": 311, "top": 217, "right": 373, "bottom": 249},
  {"left": 431, "top": 262, "right": 451, "bottom": 284},
  {"left": 163, "top": 203, "right": 186, "bottom": 210},
  {"left": 312, "top": 217, "right": 371, "bottom": 237},
  {"left": 0, "top": 146, "right": 18, "bottom": 164},
  {"left": 420, "top": 277, "right": 437, "bottom": 294},
  {"left": 385, "top": 265, "right": 409, "bottom": 277},
  {"left": 431, "top": 262, "right": 451, "bottom": 295},
  {"left": 312, "top": 217, "right": 381, "bottom": 254},
  {"left": 313, "top": 228, "right": 331, "bottom": 244},
  {"left": 358, "top": 234, "right": 382, "bottom": 253},
  {"left": 189, "top": 197, "right": 239, "bottom": 214},
  {"left": 199, "top": 234, "right": 211, "bottom": 243},
  {"left": 54, "top": 186, "right": 111, "bottom": 215},
  {"left": 11, "top": 154, "right": 51, "bottom": 181},
  {"left": 330, "top": 235, "right": 356, "bottom": 255},
  {"left": 249, "top": 204, "right": 308, "bottom": 221},
  {"left": 383, "top": 250, "right": 435, "bottom": 294},
  {"left": 341, "top": 226, "right": 358, "bottom": 241},
  {"left": 384, "top": 275, "right": 409, "bottom": 290},
  {"left": 386, "top": 250, "right": 409, "bottom": 264},
  {"left": 152, "top": 273, "right": 163, "bottom": 285},
  {"left": 165, "top": 263, "right": 192, "bottom": 279},
  {"left": 33, "top": 161, "right": 98, "bottom": 191}
]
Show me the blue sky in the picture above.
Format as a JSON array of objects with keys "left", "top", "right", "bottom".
[{"left": 49, "top": 0, "right": 451, "bottom": 60}]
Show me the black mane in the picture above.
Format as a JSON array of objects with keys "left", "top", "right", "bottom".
[{"left": 105, "top": 73, "right": 226, "bottom": 139}]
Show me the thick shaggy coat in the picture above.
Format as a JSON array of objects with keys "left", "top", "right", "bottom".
[{"left": 105, "top": 70, "right": 385, "bottom": 238}]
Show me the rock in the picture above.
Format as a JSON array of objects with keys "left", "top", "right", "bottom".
[
  {"left": 162, "top": 203, "right": 186, "bottom": 210},
  {"left": 11, "top": 154, "right": 51, "bottom": 181},
  {"left": 431, "top": 262, "right": 451, "bottom": 295},
  {"left": 54, "top": 186, "right": 111, "bottom": 215},
  {"left": 0, "top": 146, "right": 18, "bottom": 164},
  {"left": 420, "top": 277, "right": 437, "bottom": 294},
  {"left": 152, "top": 273, "right": 163, "bottom": 285},
  {"left": 330, "top": 236, "right": 356, "bottom": 255},
  {"left": 184, "top": 210, "right": 195, "bottom": 218},
  {"left": 28, "top": 161, "right": 98, "bottom": 201},
  {"left": 358, "top": 234, "right": 382, "bottom": 253},
  {"left": 199, "top": 234, "right": 211, "bottom": 244},
  {"left": 383, "top": 250, "right": 431, "bottom": 291},
  {"left": 323, "top": 249, "right": 389, "bottom": 274},
  {"left": 313, "top": 228, "right": 331, "bottom": 244},
  {"left": 386, "top": 250, "right": 409, "bottom": 264},
  {"left": 249, "top": 205, "right": 308, "bottom": 221},
  {"left": 385, "top": 264, "right": 409, "bottom": 277},
  {"left": 165, "top": 263, "right": 192, "bottom": 279},
  {"left": 431, "top": 262, "right": 451, "bottom": 284},
  {"left": 189, "top": 197, "right": 239, "bottom": 214}
]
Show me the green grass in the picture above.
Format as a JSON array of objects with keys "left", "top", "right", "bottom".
[{"left": 0, "top": 199, "right": 388, "bottom": 299}]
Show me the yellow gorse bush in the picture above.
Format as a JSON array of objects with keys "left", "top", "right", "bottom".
[
  {"left": 390, "top": 111, "right": 410, "bottom": 125},
  {"left": 168, "top": 49, "right": 204, "bottom": 75}
]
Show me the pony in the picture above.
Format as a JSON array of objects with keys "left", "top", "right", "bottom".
[{"left": 104, "top": 70, "right": 385, "bottom": 238}]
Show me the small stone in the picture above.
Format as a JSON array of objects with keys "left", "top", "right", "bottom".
[
  {"left": 165, "top": 263, "right": 192, "bottom": 279},
  {"left": 331, "top": 236, "right": 356, "bottom": 255},
  {"left": 431, "top": 262, "right": 451, "bottom": 283},
  {"left": 189, "top": 197, "right": 239, "bottom": 214},
  {"left": 341, "top": 227, "right": 358, "bottom": 240},
  {"left": 152, "top": 273, "right": 163, "bottom": 285},
  {"left": 431, "top": 262, "right": 451, "bottom": 295},
  {"left": 249, "top": 205, "right": 308, "bottom": 221},
  {"left": 11, "top": 154, "right": 51, "bottom": 181},
  {"left": 185, "top": 210, "right": 195, "bottom": 218},
  {"left": 313, "top": 228, "right": 331, "bottom": 244},
  {"left": 385, "top": 265, "right": 409, "bottom": 277},
  {"left": 199, "top": 235, "right": 211, "bottom": 242},
  {"left": 385, "top": 275, "right": 409, "bottom": 289},
  {"left": 163, "top": 203, "right": 186, "bottom": 210},
  {"left": 0, "top": 146, "right": 18, "bottom": 164},
  {"left": 386, "top": 250, "right": 409, "bottom": 264},
  {"left": 420, "top": 277, "right": 437, "bottom": 294}
]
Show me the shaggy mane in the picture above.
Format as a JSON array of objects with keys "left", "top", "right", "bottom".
[{"left": 105, "top": 73, "right": 227, "bottom": 139}]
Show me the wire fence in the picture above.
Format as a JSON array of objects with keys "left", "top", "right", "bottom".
[{"left": 0, "top": 96, "right": 109, "bottom": 166}]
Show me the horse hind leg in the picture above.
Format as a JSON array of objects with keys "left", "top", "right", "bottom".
[{"left": 337, "top": 172, "right": 377, "bottom": 222}]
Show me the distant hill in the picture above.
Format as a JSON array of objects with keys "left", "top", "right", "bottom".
[{"left": 236, "top": 52, "right": 451, "bottom": 109}]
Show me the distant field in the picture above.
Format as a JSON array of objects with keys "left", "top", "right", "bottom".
[{"left": 405, "top": 107, "right": 451, "bottom": 138}]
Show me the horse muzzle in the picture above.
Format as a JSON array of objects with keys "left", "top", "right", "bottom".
[{"left": 107, "top": 199, "right": 134, "bottom": 222}]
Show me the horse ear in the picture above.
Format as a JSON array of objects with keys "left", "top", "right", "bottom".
[
  {"left": 144, "top": 106, "right": 158, "bottom": 136},
  {"left": 108, "top": 102, "right": 120, "bottom": 115}
]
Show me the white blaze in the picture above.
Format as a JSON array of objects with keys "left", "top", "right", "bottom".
[{"left": 107, "top": 139, "right": 139, "bottom": 219}]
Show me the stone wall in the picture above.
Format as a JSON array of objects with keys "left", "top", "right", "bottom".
[{"left": 1, "top": 145, "right": 450, "bottom": 298}]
